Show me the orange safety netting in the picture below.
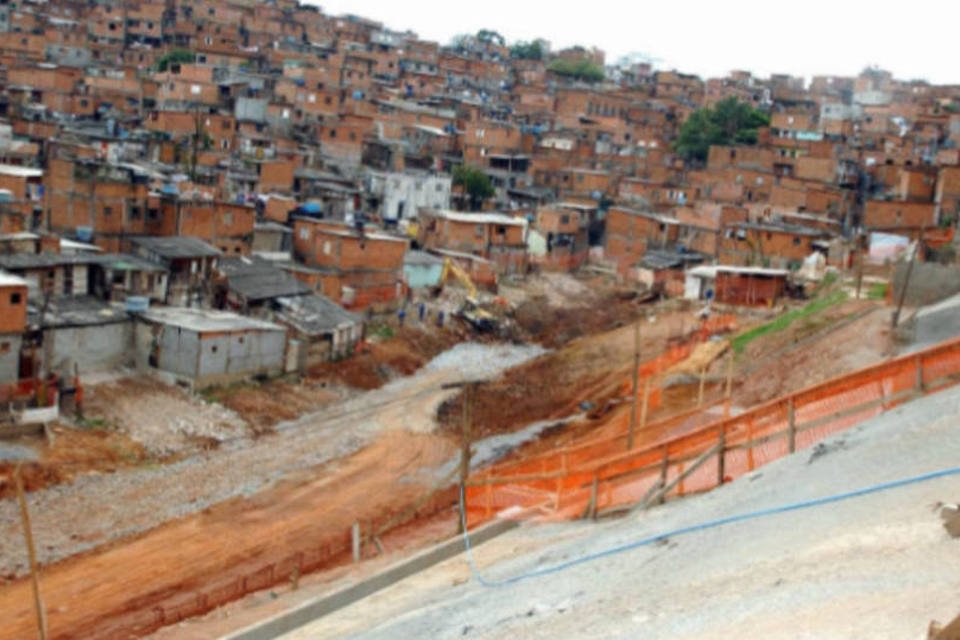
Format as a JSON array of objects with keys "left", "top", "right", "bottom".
[{"left": 466, "top": 336, "right": 960, "bottom": 527}]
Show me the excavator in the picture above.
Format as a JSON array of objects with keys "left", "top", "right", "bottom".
[{"left": 439, "top": 258, "right": 499, "bottom": 332}]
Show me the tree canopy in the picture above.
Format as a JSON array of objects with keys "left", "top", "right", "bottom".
[
  {"left": 510, "top": 39, "right": 547, "bottom": 61},
  {"left": 453, "top": 165, "right": 494, "bottom": 210},
  {"left": 450, "top": 29, "right": 505, "bottom": 51},
  {"left": 673, "top": 97, "right": 770, "bottom": 164},
  {"left": 476, "top": 29, "right": 505, "bottom": 47},
  {"left": 156, "top": 49, "right": 196, "bottom": 72},
  {"left": 547, "top": 58, "right": 605, "bottom": 83}
]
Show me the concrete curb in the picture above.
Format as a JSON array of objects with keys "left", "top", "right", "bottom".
[{"left": 222, "top": 518, "right": 518, "bottom": 639}]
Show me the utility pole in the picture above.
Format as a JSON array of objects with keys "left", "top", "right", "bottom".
[
  {"left": 854, "top": 232, "right": 865, "bottom": 300},
  {"left": 458, "top": 381, "right": 472, "bottom": 534},
  {"left": 626, "top": 320, "right": 641, "bottom": 450},
  {"left": 15, "top": 464, "right": 47, "bottom": 640},
  {"left": 892, "top": 226, "right": 924, "bottom": 330},
  {"left": 442, "top": 379, "right": 488, "bottom": 534}
]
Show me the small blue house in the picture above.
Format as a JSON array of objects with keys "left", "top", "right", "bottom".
[{"left": 403, "top": 251, "right": 445, "bottom": 289}]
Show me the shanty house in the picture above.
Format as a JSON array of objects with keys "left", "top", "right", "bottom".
[
  {"left": 134, "top": 307, "right": 287, "bottom": 388},
  {"left": 128, "top": 236, "right": 221, "bottom": 307},
  {"left": 417, "top": 209, "right": 528, "bottom": 275},
  {"left": 0, "top": 271, "right": 27, "bottom": 383},
  {"left": 685, "top": 265, "right": 789, "bottom": 307},
  {"left": 274, "top": 294, "right": 363, "bottom": 364}
]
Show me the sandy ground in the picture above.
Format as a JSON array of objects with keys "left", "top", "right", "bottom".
[
  {"left": 0, "top": 342, "right": 544, "bottom": 640},
  {"left": 287, "top": 384, "right": 960, "bottom": 640},
  {"left": 733, "top": 300, "right": 892, "bottom": 407}
]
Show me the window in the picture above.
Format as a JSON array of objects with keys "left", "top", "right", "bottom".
[
  {"left": 0, "top": 342, "right": 8, "bottom": 354},
  {"left": 10, "top": 292, "right": 21, "bottom": 304},
  {"left": 496, "top": 225, "right": 506, "bottom": 235},
  {"left": 329, "top": 130, "right": 336, "bottom": 138},
  {"left": 560, "top": 214, "right": 570, "bottom": 225},
  {"left": 793, "top": 237, "right": 801, "bottom": 246},
  {"left": 130, "top": 206, "right": 141, "bottom": 219},
  {"left": 103, "top": 206, "right": 112, "bottom": 216},
  {"left": 475, "top": 224, "right": 484, "bottom": 237},
  {"left": 223, "top": 212, "right": 233, "bottom": 225}
]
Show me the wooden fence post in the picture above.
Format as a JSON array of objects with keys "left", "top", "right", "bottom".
[
  {"left": 588, "top": 475, "right": 599, "bottom": 521},
  {"left": 697, "top": 364, "right": 707, "bottom": 407},
  {"left": 658, "top": 446, "right": 669, "bottom": 505},
  {"left": 639, "top": 376, "right": 651, "bottom": 432},
  {"left": 915, "top": 355, "right": 925, "bottom": 396},
  {"left": 716, "top": 425, "right": 726, "bottom": 487},
  {"left": 351, "top": 522, "right": 361, "bottom": 563},
  {"left": 787, "top": 397, "right": 797, "bottom": 454}
]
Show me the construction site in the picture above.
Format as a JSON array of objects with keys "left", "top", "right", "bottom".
[{"left": 2, "top": 258, "right": 960, "bottom": 640}]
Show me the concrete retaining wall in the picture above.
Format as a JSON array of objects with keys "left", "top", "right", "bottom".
[{"left": 893, "top": 261, "right": 960, "bottom": 307}]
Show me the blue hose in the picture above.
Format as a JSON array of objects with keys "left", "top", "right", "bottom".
[{"left": 459, "top": 465, "right": 960, "bottom": 588}]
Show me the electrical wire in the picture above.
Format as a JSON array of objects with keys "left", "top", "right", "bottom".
[{"left": 458, "top": 464, "right": 960, "bottom": 588}]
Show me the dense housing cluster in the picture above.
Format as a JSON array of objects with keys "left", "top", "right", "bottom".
[{"left": 0, "top": 0, "right": 955, "bottom": 396}]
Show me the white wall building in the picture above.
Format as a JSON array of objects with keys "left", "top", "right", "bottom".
[{"left": 368, "top": 171, "right": 452, "bottom": 223}]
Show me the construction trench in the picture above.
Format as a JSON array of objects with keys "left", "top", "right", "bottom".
[{"left": 0, "top": 290, "right": 916, "bottom": 639}]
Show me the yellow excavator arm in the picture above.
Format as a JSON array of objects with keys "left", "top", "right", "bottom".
[{"left": 441, "top": 258, "right": 479, "bottom": 299}]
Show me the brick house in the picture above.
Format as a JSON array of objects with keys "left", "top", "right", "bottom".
[
  {"left": 417, "top": 209, "right": 528, "bottom": 275},
  {"left": 292, "top": 217, "right": 408, "bottom": 309},
  {"left": 718, "top": 221, "right": 828, "bottom": 268},
  {"left": 605, "top": 206, "right": 680, "bottom": 274}
]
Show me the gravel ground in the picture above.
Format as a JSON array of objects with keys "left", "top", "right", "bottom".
[
  {"left": 0, "top": 443, "right": 38, "bottom": 462},
  {"left": 0, "top": 343, "right": 544, "bottom": 578},
  {"left": 291, "top": 385, "right": 960, "bottom": 640},
  {"left": 82, "top": 378, "right": 250, "bottom": 456}
]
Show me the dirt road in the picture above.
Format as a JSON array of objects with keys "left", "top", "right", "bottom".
[{"left": 0, "top": 343, "right": 543, "bottom": 640}]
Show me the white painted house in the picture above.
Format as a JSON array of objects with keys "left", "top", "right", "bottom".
[{"left": 367, "top": 170, "right": 452, "bottom": 223}]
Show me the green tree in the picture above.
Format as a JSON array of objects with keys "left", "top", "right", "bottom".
[
  {"left": 157, "top": 49, "right": 196, "bottom": 72},
  {"left": 673, "top": 97, "right": 770, "bottom": 164},
  {"left": 453, "top": 165, "right": 495, "bottom": 210},
  {"left": 510, "top": 39, "right": 546, "bottom": 60},
  {"left": 476, "top": 29, "right": 505, "bottom": 47},
  {"left": 547, "top": 58, "right": 605, "bottom": 83}
]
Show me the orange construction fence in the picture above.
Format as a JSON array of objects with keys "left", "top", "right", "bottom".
[{"left": 466, "top": 336, "right": 960, "bottom": 526}]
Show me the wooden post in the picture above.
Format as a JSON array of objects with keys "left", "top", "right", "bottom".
[
  {"left": 716, "top": 425, "right": 726, "bottom": 487},
  {"left": 724, "top": 350, "right": 734, "bottom": 418},
  {"left": 15, "top": 464, "right": 47, "bottom": 640},
  {"left": 643, "top": 444, "right": 722, "bottom": 509},
  {"left": 697, "top": 364, "right": 707, "bottom": 407},
  {"left": 626, "top": 321, "right": 641, "bottom": 450},
  {"left": 658, "top": 446, "right": 669, "bottom": 505},
  {"left": 639, "top": 376, "right": 651, "bottom": 433},
  {"left": 892, "top": 226, "right": 924, "bottom": 330},
  {"left": 855, "top": 238, "right": 864, "bottom": 300},
  {"left": 351, "top": 521, "right": 361, "bottom": 563},
  {"left": 458, "top": 383, "right": 472, "bottom": 534},
  {"left": 915, "top": 355, "right": 925, "bottom": 395},
  {"left": 725, "top": 350, "right": 734, "bottom": 399},
  {"left": 787, "top": 397, "right": 797, "bottom": 454},
  {"left": 588, "top": 475, "right": 599, "bottom": 521}
]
